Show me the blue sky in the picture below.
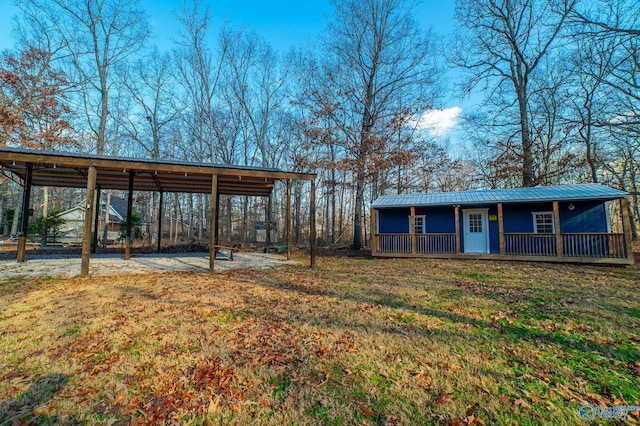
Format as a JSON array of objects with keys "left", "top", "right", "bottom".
[
  {"left": 0, "top": 0, "right": 457, "bottom": 56},
  {"left": 0, "top": 0, "right": 463, "bottom": 139}
]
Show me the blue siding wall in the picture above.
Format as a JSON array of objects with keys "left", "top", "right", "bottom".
[
  {"left": 502, "top": 201, "right": 607, "bottom": 233},
  {"left": 377, "top": 207, "right": 456, "bottom": 233},
  {"left": 421, "top": 207, "right": 455, "bottom": 233},
  {"left": 559, "top": 201, "right": 608, "bottom": 233},
  {"left": 377, "top": 208, "right": 411, "bottom": 233}
]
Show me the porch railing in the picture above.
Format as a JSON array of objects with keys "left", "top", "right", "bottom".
[
  {"left": 561, "top": 233, "right": 626, "bottom": 258},
  {"left": 504, "top": 232, "right": 627, "bottom": 259},
  {"left": 504, "top": 233, "right": 557, "bottom": 256},
  {"left": 375, "top": 232, "right": 627, "bottom": 260},
  {"left": 375, "top": 233, "right": 456, "bottom": 254},
  {"left": 376, "top": 234, "right": 412, "bottom": 253},
  {"left": 416, "top": 234, "right": 456, "bottom": 254}
]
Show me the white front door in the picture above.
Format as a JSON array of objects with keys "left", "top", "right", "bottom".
[{"left": 463, "top": 209, "right": 489, "bottom": 253}]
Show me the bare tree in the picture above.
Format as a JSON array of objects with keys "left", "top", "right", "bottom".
[
  {"left": 452, "top": 0, "right": 575, "bottom": 186},
  {"left": 16, "top": 0, "right": 149, "bottom": 155},
  {"left": 314, "top": 0, "right": 441, "bottom": 250},
  {"left": 117, "top": 49, "right": 178, "bottom": 160}
]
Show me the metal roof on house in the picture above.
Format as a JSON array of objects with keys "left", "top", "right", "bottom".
[{"left": 372, "top": 184, "right": 628, "bottom": 208}]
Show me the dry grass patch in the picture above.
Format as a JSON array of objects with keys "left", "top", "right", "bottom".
[{"left": 1, "top": 255, "right": 639, "bottom": 425}]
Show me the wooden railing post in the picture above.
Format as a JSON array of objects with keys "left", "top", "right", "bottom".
[
  {"left": 454, "top": 206, "right": 461, "bottom": 254},
  {"left": 497, "top": 203, "right": 505, "bottom": 255},
  {"left": 553, "top": 201, "right": 563, "bottom": 257},
  {"left": 410, "top": 206, "right": 417, "bottom": 254},
  {"left": 620, "top": 197, "right": 634, "bottom": 261}
]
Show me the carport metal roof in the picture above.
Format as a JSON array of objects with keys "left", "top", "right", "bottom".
[{"left": 0, "top": 147, "right": 315, "bottom": 196}]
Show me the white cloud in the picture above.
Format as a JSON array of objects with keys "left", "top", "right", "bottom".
[{"left": 413, "top": 106, "right": 462, "bottom": 137}]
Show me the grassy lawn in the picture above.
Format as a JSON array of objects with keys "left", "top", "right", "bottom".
[{"left": 1, "top": 254, "right": 639, "bottom": 425}]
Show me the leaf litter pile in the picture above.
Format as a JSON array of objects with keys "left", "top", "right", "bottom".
[{"left": 1, "top": 255, "right": 638, "bottom": 425}]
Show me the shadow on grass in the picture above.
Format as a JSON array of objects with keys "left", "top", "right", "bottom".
[
  {"left": 0, "top": 373, "right": 68, "bottom": 425},
  {"left": 254, "top": 272, "right": 639, "bottom": 368}
]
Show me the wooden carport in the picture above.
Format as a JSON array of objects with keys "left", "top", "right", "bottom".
[{"left": 0, "top": 147, "right": 316, "bottom": 275}]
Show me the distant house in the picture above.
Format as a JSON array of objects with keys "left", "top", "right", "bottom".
[
  {"left": 371, "top": 184, "right": 634, "bottom": 265},
  {"left": 53, "top": 197, "right": 128, "bottom": 244}
]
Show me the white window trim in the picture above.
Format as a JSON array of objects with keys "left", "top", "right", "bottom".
[
  {"left": 408, "top": 214, "right": 426, "bottom": 233},
  {"left": 532, "top": 211, "right": 555, "bottom": 234}
]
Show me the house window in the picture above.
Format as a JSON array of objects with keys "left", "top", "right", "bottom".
[
  {"left": 532, "top": 212, "right": 554, "bottom": 234},
  {"left": 408, "top": 215, "right": 426, "bottom": 233}
]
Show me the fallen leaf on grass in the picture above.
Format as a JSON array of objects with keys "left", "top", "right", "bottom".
[
  {"left": 466, "top": 401, "right": 480, "bottom": 417},
  {"left": 359, "top": 402, "right": 374, "bottom": 418},
  {"left": 436, "top": 392, "right": 453, "bottom": 405},
  {"left": 514, "top": 398, "right": 531, "bottom": 409}
]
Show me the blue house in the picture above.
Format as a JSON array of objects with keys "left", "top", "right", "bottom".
[{"left": 371, "top": 184, "right": 634, "bottom": 265}]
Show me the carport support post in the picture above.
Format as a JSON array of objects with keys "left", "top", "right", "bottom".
[
  {"left": 92, "top": 187, "right": 101, "bottom": 254},
  {"left": 621, "top": 197, "right": 633, "bottom": 260},
  {"left": 286, "top": 179, "right": 291, "bottom": 260},
  {"left": 81, "top": 166, "right": 97, "bottom": 276},
  {"left": 265, "top": 194, "right": 272, "bottom": 253},
  {"left": 125, "top": 172, "right": 134, "bottom": 260},
  {"left": 553, "top": 201, "right": 563, "bottom": 257},
  {"left": 16, "top": 163, "right": 33, "bottom": 263},
  {"left": 310, "top": 180, "right": 316, "bottom": 268},
  {"left": 157, "top": 191, "right": 163, "bottom": 253},
  {"left": 209, "top": 174, "right": 218, "bottom": 272}
]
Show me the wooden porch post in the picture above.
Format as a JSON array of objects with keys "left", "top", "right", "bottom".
[
  {"left": 497, "top": 203, "right": 505, "bottom": 255},
  {"left": 210, "top": 174, "right": 218, "bottom": 272},
  {"left": 553, "top": 201, "right": 563, "bottom": 257},
  {"left": 81, "top": 166, "right": 97, "bottom": 276},
  {"left": 286, "top": 179, "right": 291, "bottom": 260},
  {"left": 92, "top": 187, "right": 101, "bottom": 254},
  {"left": 16, "top": 163, "right": 33, "bottom": 263},
  {"left": 454, "top": 206, "right": 461, "bottom": 254},
  {"left": 410, "top": 206, "right": 417, "bottom": 254},
  {"left": 371, "top": 208, "right": 378, "bottom": 254},
  {"left": 157, "top": 191, "right": 163, "bottom": 253},
  {"left": 125, "top": 172, "right": 134, "bottom": 260},
  {"left": 621, "top": 197, "right": 634, "bottom": 260},
  {"left": 310, "top": 180, "right": 316, "bottom": 268}
]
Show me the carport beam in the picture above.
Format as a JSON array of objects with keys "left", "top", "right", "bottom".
[{"left": 81, "top": 166, "right": 97, "bottom": 275}]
